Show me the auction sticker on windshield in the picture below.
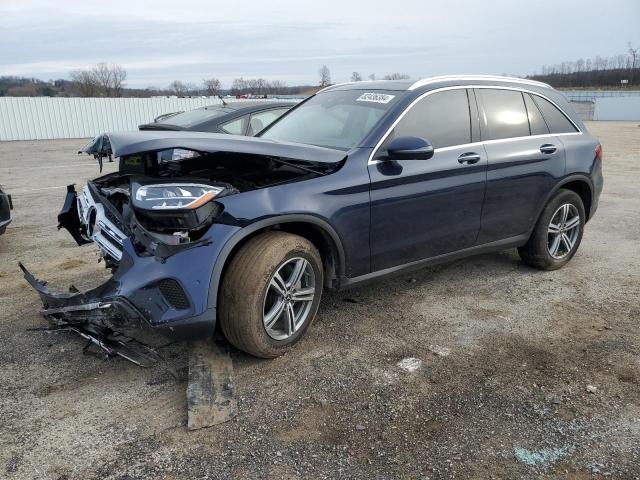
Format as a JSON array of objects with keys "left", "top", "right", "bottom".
[{"left": 356, "top": 93, "right": 395, "bottom": 104}]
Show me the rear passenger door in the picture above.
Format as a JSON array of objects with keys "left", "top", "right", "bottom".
[
  {"left": 368, "top": 88, "right": 487, "bottom": 271},
  {"left": 475, "top": 88, "right": 568, "bottom": 244}
]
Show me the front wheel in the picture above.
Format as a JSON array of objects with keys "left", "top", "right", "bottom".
[
  {"left": 518, "top": 189, "right": 585, "bottom": 270},
  {"left": 218, "top": 231, "right": 323, "bottom": 358}
]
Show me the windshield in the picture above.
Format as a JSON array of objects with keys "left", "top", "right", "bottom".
[
  {"left": 260, "top": 90, "right": 401, "bottom": 150},
  {"left": 158, "top": 107, "right": 228, "bottom": 128}
]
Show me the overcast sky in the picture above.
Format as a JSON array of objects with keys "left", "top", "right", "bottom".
[{"left": 1, "top": 0, "right": 639, "bottom": 89}]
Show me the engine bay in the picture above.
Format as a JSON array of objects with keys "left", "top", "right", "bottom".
[{"left": 64, "top": 148, "right": 343, "bottom": 268}]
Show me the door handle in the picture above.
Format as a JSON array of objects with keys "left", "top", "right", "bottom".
[
  {"left": 457, "top": 152, "right": 481, "bottom": 165},
  {"left": 540, "top": 144, "right": 557, "bottom": 155}
]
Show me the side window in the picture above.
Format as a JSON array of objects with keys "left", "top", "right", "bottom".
[
  {"left": 532, "top": 95, "right": 578, "bottom": 134},
  {"left": 383, "top": 89, "right": 471, "bottom": 150},
  {"left": 524, "top": 93, "right": 549, "bottom": 135},
  {"left": 221, "top": 116, "right": 248, "bottom": 135},
  {"left": 247, "top": 108, "right": 289, "bottom": 136},
  {"left": 478, "top": 89, "right": 529, "bottom": 140}
]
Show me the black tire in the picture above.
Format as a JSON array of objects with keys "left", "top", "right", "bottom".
[
  {"left": 218, "top": 231, "right": 323, "bottom": 358},
  {"left": 518, "top": 189, "right": 585, "bottom": 270}
]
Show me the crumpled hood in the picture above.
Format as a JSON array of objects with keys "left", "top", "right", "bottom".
[{"left": 80, "top": 131, "right": 347, "bottom": 164}]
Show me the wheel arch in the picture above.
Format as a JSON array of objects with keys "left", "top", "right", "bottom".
[
  {"left": 530, "top": 175, "right": 594, "bottom": 238},
  {"left": 558, "top": 178, "right": 593, "bottom": 221},
  {"left": 208, "top": 215, "right": 346, "bottom": 311}
]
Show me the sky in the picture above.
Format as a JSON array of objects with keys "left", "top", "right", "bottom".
[{"left": 1, "top": 0, "right": 639, "bottom": 89}]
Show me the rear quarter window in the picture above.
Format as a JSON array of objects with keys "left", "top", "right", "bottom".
[
  {"left": 477, "top": 89, "right": 529, "bottom": 141},
  {"left": 524, "top": 93, "right": 550, "bottom": 135},
  {"left": 532, "top": 95, "right": 579, "bottom": 134}
]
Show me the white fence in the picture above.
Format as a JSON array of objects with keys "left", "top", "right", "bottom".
[
  {"left": 1, "top": 93, "right": 638, "bottom": 141},
  {"left": 0, "top": 97, "right": 294, "bottom": 141},
  {"left": 593, "top": 97, "right": 640, "bottom": 121}
]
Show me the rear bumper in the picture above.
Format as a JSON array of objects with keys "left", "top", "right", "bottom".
[{"left": 589, "top": 156, "right": 603, "bottom": 220}]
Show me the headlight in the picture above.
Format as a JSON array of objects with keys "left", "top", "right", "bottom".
[{"left": 133, "top": 183, "right": 224, "bottom": 210}]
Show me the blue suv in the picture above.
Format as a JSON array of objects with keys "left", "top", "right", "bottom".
[{"left": 23, "top": 75, "right": 603, "bottom": 359}]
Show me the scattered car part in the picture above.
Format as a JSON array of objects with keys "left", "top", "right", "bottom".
[
  {"left": 21, "top": 263, "right": 163, "bottom": 366},
  {"left": 187, "top": 338, "right": 237, "bottom": 430}
]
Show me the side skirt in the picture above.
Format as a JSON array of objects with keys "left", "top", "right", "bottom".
[{"left": 339, "top": 234, "right": 529, "bottom": 289}]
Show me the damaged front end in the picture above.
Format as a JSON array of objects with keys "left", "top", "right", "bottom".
[
  {"left": 22, "top": 131, "right": 344, "bottom": 361},
  {"left": 20, "top": 262, "right": 163, "bottom": 366}
]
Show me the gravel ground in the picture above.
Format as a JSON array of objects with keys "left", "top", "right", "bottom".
[{"left": 0, "top": 122, "right": 639, "bottom": 479}]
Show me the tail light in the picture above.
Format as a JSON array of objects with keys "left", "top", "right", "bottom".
[{"left": 595, "top": 144, "right": 603, "bottom": 161}]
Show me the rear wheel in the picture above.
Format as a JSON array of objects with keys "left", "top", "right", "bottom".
[
  {"left": 218, "top": 231, "right": 323, "bottom": 358},
  {"left": 518, "top": 189, "right": 585, "bottom": 270}
]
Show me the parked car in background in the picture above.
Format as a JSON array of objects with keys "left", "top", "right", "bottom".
[
  {"left": 0, "top": 185, "right": 12, "bottom": 235},
  {"left": 23, "top": 75, "right": 602, "bottom": 361},
  {"left": 139, "top": 101, "right": 293, "bottom": 136}
]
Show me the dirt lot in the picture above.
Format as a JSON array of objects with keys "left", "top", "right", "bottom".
[{"left": 0, "top": 122, "right": 639, "bottom": 479}]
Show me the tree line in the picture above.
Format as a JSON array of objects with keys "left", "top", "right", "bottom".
[
  {"left": 529, "top": 43, "right": 639, "bottom": 87},
  {"left": 0, "top": 62, "right": 415, "bottom": 98},
  {"left": 13, "top": 49, "right": 639, "bottom": 98}
]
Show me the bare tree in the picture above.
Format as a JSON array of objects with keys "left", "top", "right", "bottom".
[
  {"left": 246, "top": 78, "right": 270, "bottom": 95},
  {"left": 203, "top": 78, "right": 221, "bottom": 96},
  {"left": 368, "top": 73, "right": 376, "bottom": 81},
  {"left": 318, "top": 65, "right": 331, "bottom": 87},
  {"left": 383, "top": 73, "right": 410, "bottom": 80},
  {"left": 185, "top": 83, "right": 199, "bottom": 95},
  {"left": 70, "top": 69, "right": 99, "bottom": 97},
  {"left": 168, "top": 80, "right": 189, "bottom": 96},
  {"left": 231, "top": 77, "right": 248, "bottom": 95},
  {"left": 69, "top": 63, "right": 126, "bottom": 97},
  {"left": 91, "top": 63, "right": 127, "bottom": 96},
  {"left": 109, "top": 64, "right": 127, "bottom": 96},
  {"left": 350, "top": 72, "right": 362, "bottom": 82},
  {"left": 270, "top": 80, "right": 287, "bottom": 94},
  {"left": 629, "top": 42, "right": 639, "bottom": 84}
]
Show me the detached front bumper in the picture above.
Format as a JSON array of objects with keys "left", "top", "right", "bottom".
[{"left": 23, "top": 188, "right": 242, "bottom": 340}]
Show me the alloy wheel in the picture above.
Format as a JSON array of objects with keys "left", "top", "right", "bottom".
[
  {"left": 263, "top": 257, "right": 316, "bottom": 340},
  {"left": 547, "top": 203, "right": 581, "bottom": 259}
]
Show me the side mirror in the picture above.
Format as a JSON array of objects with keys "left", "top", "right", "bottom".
[{"left": 385, "top": 136, "right": 434, "bottom": 160}]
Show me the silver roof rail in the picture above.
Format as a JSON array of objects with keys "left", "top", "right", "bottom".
[
  {"left": 408, "top": 75, "right": 551, "bottom": 91},
  {"left": 316, "top": 80, "right": 385, "bottom": 94}
]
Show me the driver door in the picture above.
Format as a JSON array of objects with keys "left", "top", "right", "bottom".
[{"left": 368, "top": 88, "right": 487, "bottom": 271}]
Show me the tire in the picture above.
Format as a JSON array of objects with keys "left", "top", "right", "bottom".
[
  {"left": 218, "top": 231, "right": 323, "bottom": 358},
  {"left": 518, "top": 189, "right": 585, "bottom": 270}
]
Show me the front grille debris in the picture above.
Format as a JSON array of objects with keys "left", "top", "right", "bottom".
[{"left": 30, "top": 319, "right": 164, "bottom": 368}]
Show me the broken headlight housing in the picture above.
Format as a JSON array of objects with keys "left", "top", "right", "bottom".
[
  {"left": 134, "top": 183, "right": 223, "bottom": 210},
  {"left": 131, "top": 181, "right": 234, "bottom": 233}
]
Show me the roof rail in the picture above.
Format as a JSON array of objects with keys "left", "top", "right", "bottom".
[
  {"left": 316, "top": 80, "right": 384, "bottom": 94},
  {"left": 408, "top": 75, "right": 551, "bottom": 91}
]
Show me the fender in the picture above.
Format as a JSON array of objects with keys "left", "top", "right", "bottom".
[
  {"left": 526, "top": 173, "right": 595, "bottom": 238},
  {"left": 207, "top": 214, "right": 346, "bottom": 310}
]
